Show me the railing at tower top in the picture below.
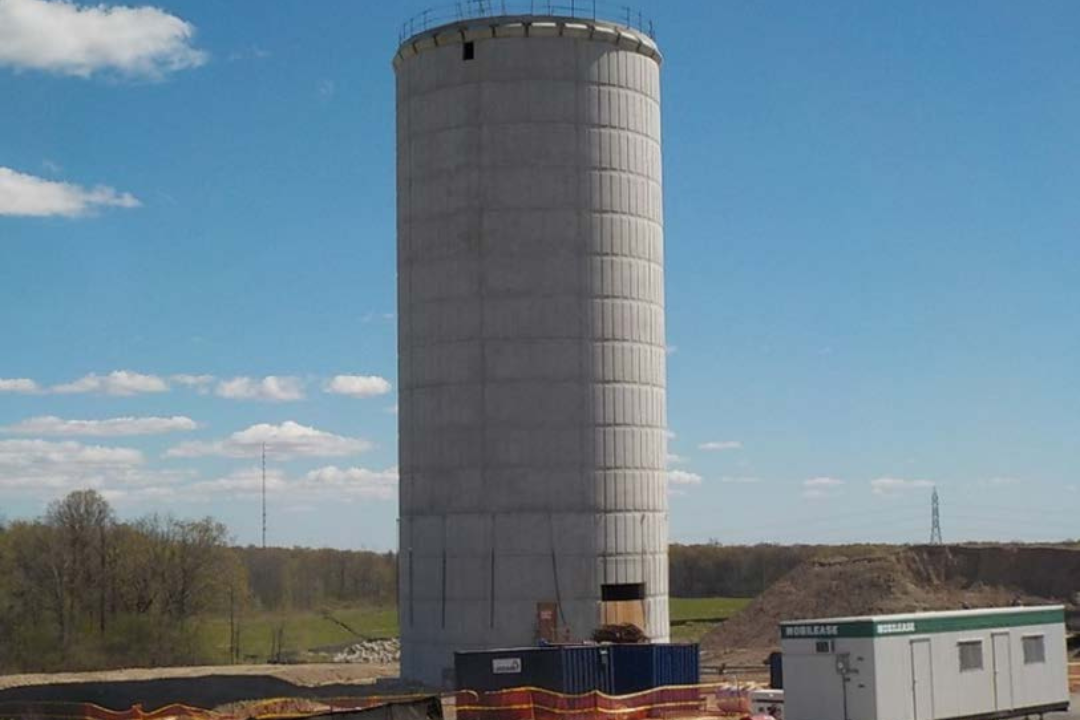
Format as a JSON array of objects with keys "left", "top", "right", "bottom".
[{"left": 399, "top": 1, "right": 656, "bottom": 43}]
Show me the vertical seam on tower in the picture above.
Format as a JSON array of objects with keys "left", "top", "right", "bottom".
[
  {"left": 476, "top": 60, "right": 493, "bottom": 632},
  {"left": 441, "top": 517, "right": 447, "bottom": 629},
  {"left": 574, "top": 27, "right": 592, "bottom": 631},
  {"left": 402, "top": 58, "right": 416, "bottom": 633},
  {"left": 654, "top": 50, "right": 668, "bottom": 638}
]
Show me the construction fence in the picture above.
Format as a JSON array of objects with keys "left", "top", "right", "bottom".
[
  {"left": 0, "top": 682, "right": 767, "bottom": 720},
  {"left": 455, "top": 681, "right": 768, "bottom": 720},
  {"left": 0, "top": 694, "right": 442, "bottom": 720}
]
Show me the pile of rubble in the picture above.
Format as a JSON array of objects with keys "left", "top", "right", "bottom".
[
  {"left": 333, "top": 638, "right": 401, "bottom": 664},
  {"left": 702, "top": 545, "right": 1059, "bottom": 660}
]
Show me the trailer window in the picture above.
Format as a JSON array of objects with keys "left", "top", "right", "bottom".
[
  {"left": 958, "top": 640, "right": 983, "bottom": 672},
  {"left": 1023, "top": 635, "right": 1046, "bottom": 665}
]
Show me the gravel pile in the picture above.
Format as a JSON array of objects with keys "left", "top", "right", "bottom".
[
  {"left": 702, "top": 546, "right": 1056, "bottom": 660},
  {"left": 334, "top": 638, "right": 401, "bottom": 664}
]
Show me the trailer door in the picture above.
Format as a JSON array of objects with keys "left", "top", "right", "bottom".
[
  {"left": 785, "top": 654, "right": 846, "bottom": 720},
  {"left": 991, "top": 632, "right": 1014, "bottom": 711},
  {"left": 910, "top": 639, "right": 934, "bottom": 720}
]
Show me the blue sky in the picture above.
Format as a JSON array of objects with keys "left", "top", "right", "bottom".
[{"left": 1, "top": 0, "right": 1078, "bottom": 549}]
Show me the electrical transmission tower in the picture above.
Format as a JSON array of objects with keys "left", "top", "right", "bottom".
[{"left": 930, "top": 487, "right": 943, "bottom": 544}]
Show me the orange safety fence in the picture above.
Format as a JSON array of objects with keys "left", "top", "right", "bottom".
[
  {"left": 0, "top": 685, "right": 769, "bottom": 720},
  {"left": 0, "top": 693, "right": 435, "bottom": 720},
  {"left": 456, "top": 682, "right": 767, "bottom": 720},
  {"left": 225, "top": 694, "right": 434, "bottom": 719},
  {"left": 0, "top": 701, "right": 217, "bottom": 720}
]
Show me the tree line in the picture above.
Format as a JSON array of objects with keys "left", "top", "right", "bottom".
[
  {"left": 669, "top": 543, "right": 821, "bottom": 597},
  {"left": 0, "top": 489, "right": 887, "bottom": 674},
  {"left": 0, "top": 490, "right": 396, "bottom": 674},
  {"left": 669, "top": 542, "right": 898, "bottom": 598}
]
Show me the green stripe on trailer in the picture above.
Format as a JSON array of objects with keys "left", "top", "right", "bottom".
[{"left": 780, "top": 608, "right": 1065, "bottom": 639}]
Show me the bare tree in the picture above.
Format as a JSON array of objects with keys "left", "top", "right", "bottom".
[{"left": 45, "top": 489, "right": 116, "bottom": 638}]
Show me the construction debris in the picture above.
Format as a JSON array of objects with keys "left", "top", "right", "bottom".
[
  {"left": 702, "top": 545, "right": 1061, "bottom": 660},
  {"left": 591, "top": 624, "right": 648, "bottom": 644},
  {"left": 333, "top": 639, "right": 401, "bottom": 665}
]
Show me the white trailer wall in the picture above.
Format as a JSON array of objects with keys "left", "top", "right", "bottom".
[
  {"left": 781, "top": 607, "right": 1069, "bottom": 720},
  {"left": 781, "top": 638, "right": 877, "bottom": 720}
]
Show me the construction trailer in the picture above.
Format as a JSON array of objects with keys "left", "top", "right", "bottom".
[{"left": 780, "top": 606, "right": 1068, "bottom": 720}]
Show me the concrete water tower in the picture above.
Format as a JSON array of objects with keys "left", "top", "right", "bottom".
[{"left": 394, "top": 4, "right": 668, "bottom": 686}]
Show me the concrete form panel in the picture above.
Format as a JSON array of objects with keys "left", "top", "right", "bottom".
[{"left": 397, "top": 15, "right": 668, "bottom": 687}]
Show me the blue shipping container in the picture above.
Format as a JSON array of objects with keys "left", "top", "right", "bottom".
[
  {"left": 455, "top": 644, "right": 697, "bottom": 695},
  {"left": 609, "top": 644, "right": 700, "bottom": 694},
  {"left": 562, "top": 645, "right": 615, "bottom": 695},
  {"left": 455, "top": 645, "right": 615, "bottom": 694}
]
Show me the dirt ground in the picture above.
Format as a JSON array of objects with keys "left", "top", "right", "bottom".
[
  {"left": 0, "top": 662, "right": 399, "bottom": 691},
  {"left": 0, "top": 662, "right": 410, "bottom": 711},
  {"left": 703, "top": 544, "right": 1074, "bottom": 662},
  {"left": 1057, "top": 695, "right": 1080, "bottom": 720}
]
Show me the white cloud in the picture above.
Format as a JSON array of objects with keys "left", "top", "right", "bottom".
[
  {"left": 324, "top": 375, "right": 392, "bottom": 399},
  {"left": 215, "top": 376, "right": 305, "bottom": 402},
  {"left": 52, "top": 370, "right": 167, "bottom": 396},
  {"left": 190, "top": 465, "right": 288, "bottom": 495},
  {"left": 0, "top": 0, "right": 207, "bottom": 78},
  {"left": 981, "top": 477, "right": 1020, "bottom": 487},
  {"left": 699, "top": 440, "right": 742, "bottom": 452},
  {"left": 226, "top": 45, "right": 269, "bottom": 62},
  {"left": 0, "top": 439, "right": 141, "bottom": 469},
  {"left": 0, "top": 438, "right": 144, "bottom": 492},
  {"left": 719, "top": 476, "right": 762, "bottom": 484},
  {"left": 871, "top": 477, "right": 934, "bottom": 496},
  {"left": 0, "top": 167, "right": 139, "bottom": 217},
  {"left": 301, "top": 465, "right": 398, "bottom": 500},
  {"left": 2, "top": 415, "right": 197, "bottom": 437},
  {"left": 668, "top": 469, "right": 702, "bottom": 486},
  {"left": 165, "top": 420, "right": 372, "bottom": 460},
  {"left": 385, "top": 403, "right": 399, "bottom": 415},
  {"left": 317, "top": 78, "right": 335, "bottom": 97},
  {"left": 804, "top": 477, "right": 844, "bottom": 488},
  {"left": 361, "top": 311, "right": 394, "bottom": 324},
  {"left": 99, "top": 485, "right": 178, "bottom": 504},
  {"left": 803, "top": 476, "right": 844, "bottom": 499},
  {"left": 0, "top": 377, "right": 39, "bottom": 393},
  {"left": 666, "top": 453, "right": 687, "bottom": 465},
  {"left": 171, "top": 374, "right": 214, "bottom": 393},
  {"left": 189, "top": 464, "right": 398, "bottom": 502}
]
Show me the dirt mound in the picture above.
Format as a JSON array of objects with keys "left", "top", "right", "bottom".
[{"left": 702, "top": 544, "right": 1073, "bottom": 660}]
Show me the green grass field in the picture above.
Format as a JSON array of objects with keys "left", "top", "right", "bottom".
[
  {"left": 669, "top": 597, "right": 752, "bottom": 643},
  {"left": 199, "top": 606, "right": 398, "bottom": 663},
  {"left": 197, "top": 597, "right": 749, "bottom": 662},
  {"left": 670, "top": 597, "right": 751, "bottom": 622}
]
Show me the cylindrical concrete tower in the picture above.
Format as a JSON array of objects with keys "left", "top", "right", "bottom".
[{"left": 395, "top": 10, "right": 667, "bottom": 686}]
